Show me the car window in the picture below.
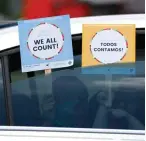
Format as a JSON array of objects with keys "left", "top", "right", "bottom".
[
  {"left": 0, "top": 59, "right": 7, "bottom": 125},
  {"left": 8, "top": 31, "right": 145, "bottom": 130}
]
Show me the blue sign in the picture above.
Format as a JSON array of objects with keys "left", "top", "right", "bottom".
[{"left": 18, "top": 15, "right": 74, "bottom": 72}]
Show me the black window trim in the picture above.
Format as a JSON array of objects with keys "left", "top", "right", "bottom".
[{"left": 1, "top": 56, "right": 13, "bottom": 125}]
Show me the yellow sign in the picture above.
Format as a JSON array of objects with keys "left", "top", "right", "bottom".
[{"left": 82, "top": 24, "right": 135, "bottom": 68}]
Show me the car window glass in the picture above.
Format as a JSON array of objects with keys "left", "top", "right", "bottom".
[{"left": 8, "top": 32, "right": 145, "bottom": 130}]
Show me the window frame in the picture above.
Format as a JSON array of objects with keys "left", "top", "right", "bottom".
[
  {"left": 0, "top": 56, "right": 13, "bottom": 125},
  {"left": 0, "top": 28, "right": 145, "bottom": 126}
]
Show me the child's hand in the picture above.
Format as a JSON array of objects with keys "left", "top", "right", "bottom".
[{"left": 97, "top": 91, "right": 109, "bottom": 107}]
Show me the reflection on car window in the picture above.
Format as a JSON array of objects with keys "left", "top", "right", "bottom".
[
  {"left": 0, "top": 59, "right": 7, "bottom": 125},
  {"left": 8, "top": 51, "right": 145, "bottom": 130}
]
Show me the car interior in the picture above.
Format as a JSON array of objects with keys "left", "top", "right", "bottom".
[{"left": 0, "top": 27, "right": 145, "bottom": 131}]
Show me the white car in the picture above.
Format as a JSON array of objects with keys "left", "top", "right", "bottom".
[{"left": 0, "top": 14, "right": 145, "bottom": 141}]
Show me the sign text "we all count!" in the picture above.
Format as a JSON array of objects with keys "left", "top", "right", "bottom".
[{"left": 33, "top": 38, "right": 58, "bottom": 51}]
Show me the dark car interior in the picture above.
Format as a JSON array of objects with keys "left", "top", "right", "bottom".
[{"left": 0, "top": 27, "right": 145, "bottom": 130}]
